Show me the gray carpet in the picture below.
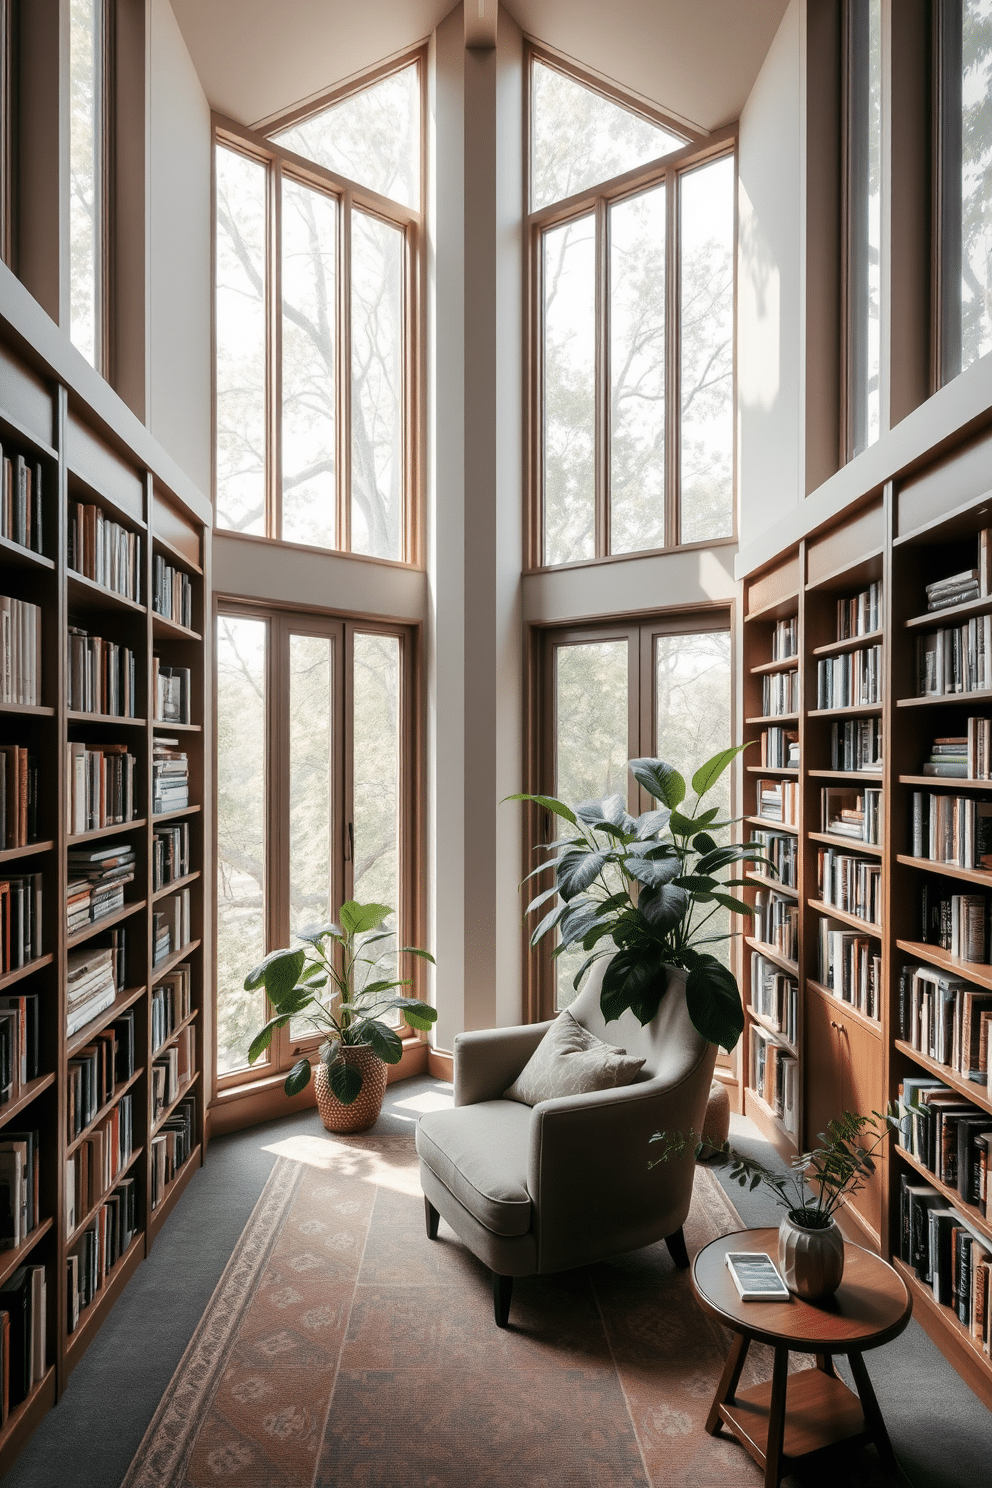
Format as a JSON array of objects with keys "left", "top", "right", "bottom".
[{"left": 2, "top": 1086, "right": 990, "bottom": 1487}]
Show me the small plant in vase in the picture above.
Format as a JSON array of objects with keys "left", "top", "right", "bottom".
[
  {"left": 651, "top": 1110, "right": 896, "bottom": 1300},
  {"left": 244, "top": 899, "right": 437, "bottom": 1133}
]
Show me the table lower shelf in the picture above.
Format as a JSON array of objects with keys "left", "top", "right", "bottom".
[{"left": 719, "top": 1366, "right": 870, "bottom": 1466}]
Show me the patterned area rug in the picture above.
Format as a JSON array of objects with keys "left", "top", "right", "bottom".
[{"left": 123, "top": 1116, "right": 896, "bottom": 1488}]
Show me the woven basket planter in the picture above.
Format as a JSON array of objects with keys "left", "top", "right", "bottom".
[{"left": 314, "top": 1045, "right": 388, "bottom": 1133}]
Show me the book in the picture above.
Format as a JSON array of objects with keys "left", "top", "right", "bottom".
[{"left": 724, "top": 1251, "right": 789, "bottom": 1300}]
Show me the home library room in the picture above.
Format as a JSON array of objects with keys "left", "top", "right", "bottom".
[
  {"left": 0, "top": 318, "right": 210, "bottom": 1471},
  {"left": 740, "top": 437, "right": 992, "bottom": 1409}
]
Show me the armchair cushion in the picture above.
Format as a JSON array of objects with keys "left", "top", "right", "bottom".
[
  {"left": 416, "top": 1101, "right": 533, "bottom": 1237},
  {"left": 503, "top": 1008, "right": 645, "bottom": 1106}
]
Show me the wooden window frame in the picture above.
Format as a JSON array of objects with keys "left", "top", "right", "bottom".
[
  {"left": 524, "top": 43, "right": 738, "bottom": 572},
  {"left": 211, "top": 48, "right": 426, "bottom": 566},
  {"left": 523, "top": 605, "right": 736, "bottom": 1023},
  {"left": 212, "top": 599, "right": 423, "bottom": 1095}
]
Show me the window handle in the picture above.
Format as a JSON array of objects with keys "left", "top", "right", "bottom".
[{"left": 345, "top": 821, "right": 354, "bottom": 861}]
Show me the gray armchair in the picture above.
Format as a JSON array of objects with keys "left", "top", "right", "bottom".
[{"left": 416, "top": 957, "right": 717, "bottom": 1326}]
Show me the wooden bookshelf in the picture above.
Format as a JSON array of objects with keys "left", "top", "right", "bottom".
[{"left": 0, "top": 308, "right": 210, "bottom": 1469}]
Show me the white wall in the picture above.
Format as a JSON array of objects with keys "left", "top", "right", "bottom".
[
  {"left": 737, "top": 0, "right": 803, "bottom": 551},
  {"left": 148, "top": 0, "right": 212, "bottom": 494}
]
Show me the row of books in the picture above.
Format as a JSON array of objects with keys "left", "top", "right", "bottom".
[
  {"left": 748, "top": 1024, "right": 798, "bottom": 1133},
  {"left": 758, "top": 727, "right": 798, "bottom": 769},
  {"left": 65, "top": 742, "right": 138, "bottom": 834},
  {"left": 67, "top": 846, "right": 136, "bottom": 933},
  {"left": 67, "top": 1091, "right": 134, "bottom": 1234},
  {"left": 911, "top": 791, "right": 992, "bottom": 869},
  {"left": 68, "top": 1177, "right": 137, "bottom": 1331},
  {"left": 152, "top": 1029, "right": 195, "bottom": 1120},
  {"left": 153, "top": 821, "right": 189, "bottom": 891},
  {"left": 898, "top": 966, "right": 992, "bottom": 1089},
  {"left": 751, "top": 892, "right": 798, "bottom": 962},
  {"left": 898, "top": 1080, "right": 992, "bottom": 1201},
  {"left": 822, "top": 786, "right": 882, "bottom": 845},
  {"left": 150, "top": 1095, "right": 195, "bottom": 1209},
  {"left": 749, "top": 830, "right": 797, "bottom": 888},
  {"left": 836, "top": 581, "right": 882, "bottom": 639},
  {"left": 916, "top": 617, "right": 992, "bottom": 696},
  {"left": 152, "top": 555, "right": 193, "bottom": 630},
  {"left": 920, "top": 881, "right": 991, "bottom": 964},
  {"left": 152, "top": 738, "right": 188, "bottom": 814},
  {"left": 831, "top": 716, "right": 883, "bottom": 772},
  {"left": 153, "top": 662, "right": 192, "bottom": 725},
  {"left": 68, "top": 1009, "right": 136, "bottom": 1142},
  {"left": 898, "top": 1175, "right": 991, "bottom": 1350},
  {"left": 0, "top": 596, "right": 41, "bottom": 707},
  {"left": 750, "top": 955, "right": 798, "bottom": 1045},
  {"left": 0, "top": 875, "right": 42, "bottom": 973},
  {"left": 922, "top": 720, "right": 992, "bottom": 778},
  {"left": 0, "top": 746, "right": 39, "bottom": 848},
  {"left": 817, "top": 917, "right": 882, "bottom": 1018},
  {"left": 815, "top": 645, "right": 882, "bottom": 710},
  {"left": 153, "top": 891, "right": 191, "bottom": 967},
  {"left": 68, "top": 502, "right": 142, "bottom": 603},
  {"left": 761, "top": 669, "right": 799, "bottom": 717},
  {"left": 925, "top": 538, "right": 992, "bottom": 610},
  {"left": 0, "top": 989, "right": 39, "bottom": 1103},
  {"left": 152, "top": 963, "right": 192, "bottom": 1053},
  {"left": 67, "top": 628, "right": 137, "bottom": 718},
  {"left": 770, "top": 616, "right": 797, "bottom": 660},
  {"left": 755, "top": 778, "right": 798, "bottom": 826},
  {"left": 66, "top": 942, "right": 125, "bottom": 1038},
  {"left": 0, "top": 449, "right": 43, "bottom": 557},
  {"left": 0, "top": 1129, "right": 39, "bottom": 1249},
  {"left": 0, "top": 1265, "right": 47, "bottom": 1411},
  {"left": 817, "top": 849, "right": 882, "bottom": 926}
]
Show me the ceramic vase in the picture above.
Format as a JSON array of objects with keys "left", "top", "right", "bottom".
[
  {"left": 777, "top": 1212, "right": 845, "bottom": 1301},
  {"left": 313, "top": 1045, "right": 387, "bottom": 1133}
]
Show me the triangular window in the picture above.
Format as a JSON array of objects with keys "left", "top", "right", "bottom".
[
  {"left": 531, "top": 60, "right": 685, "bottom": 211},
  {"left": 272, "top": 63, "right": 419, "bottom": 209}
]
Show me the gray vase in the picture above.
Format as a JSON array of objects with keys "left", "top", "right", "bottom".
[{"left": 777, "top": 1213, "right": 845, "bottom": 1301}]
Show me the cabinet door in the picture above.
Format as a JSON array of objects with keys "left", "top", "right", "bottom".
[
  {"left": 843, "top": 1011, "right": 885, "bottom": 1243},
  {"left": 803, "top": 986, "right": 847, "bottom": 1149}
]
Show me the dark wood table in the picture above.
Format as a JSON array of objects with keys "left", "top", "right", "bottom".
[{"left": 691, "top": 1228, "right": 912, "bottom": 1487}]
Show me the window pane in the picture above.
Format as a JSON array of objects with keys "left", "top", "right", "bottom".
[
  {"left": 610, "top": 185, "right": 666, "bottom": 553},
  {"left": 958, "top": 0, "right": 992, "bottom": 372},
  {"left": 544, "top": 217, "right": 596, "bottom": 566},
  {"left": 532, "top": 60, "right": 684, "bottom": 211},
  {"left": 351, "top": 212, "right": 403, "bottom": 560},
  {"left": 353, "top": 634, "right": 401, "bottom": 1000},
  {"left": 679, "top": 156, "right": 735, "bottom": 543},
  {"left": 69, "top": 0, "right": 101, "bottom": 367},
  {"left": 282, "top": 180, "right": 337, "bottom": 549},
  {"left": 554, "top": 640, "right": 629, "bottom": 1007},
  {"left": 848, "top": 0, "right": 882, "bottom": 454},
  {"left": 656, "top": 630, "right": 732, "bottom": 967},
  {"left": 215, "top": 148, "right": 267, "bottom": 536},
  {"left": 216, "top": 616, "right": 267, "bottom": 1076},
  {"left": 289, "top": 634, "right": 334, "bottom": 1040},
  {"left": 272, "top": 64, "right": 419, "bottom": 209}
]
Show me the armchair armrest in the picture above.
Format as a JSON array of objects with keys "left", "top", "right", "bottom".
[{"left": 453, "top": 1021, "right": 553, "bottom": 1106}]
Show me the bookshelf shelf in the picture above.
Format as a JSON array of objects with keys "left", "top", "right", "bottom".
[
  {"left": 0, "top": 1218, "right": 54, "bottom": 1292},
  {"left": 66, "top": 711, "right": 146, "bottom": 728},
  {"left": 0, "top": 841, "right": 55, "bottom": 864},
  {"left": 746, "top": 1006, "right": 798, "bottom": 1057},
  {"left": 0, "top": 955, "right": 53, "bottom": 993},
  {"left": 745, "top": 870, "right": 799, "bottom": 899},
  {"left": 68, "top": 818, "right": 147, "bottom": 845},
  {"left": 152, "top": 1067, "right": 202, "bottom": 1138},
  {"left": 151, "top": 1007, "right": 197, "bottom": 1056},
  {"left": 808, "top": 768, "right": 884, "bottom": 782},
  {"left": 891, "top": 1258, "right": 992, "bottom": 1400},
  {"left": 67, "top": 570, "right": 146, "bottom": 614},
  {"left": 152, "top": 530, "right": 203, "bottom": 577},
  {"left": 152, "top": 719, "right": 201, "bottom": 733},
  {"left": 744, "top": 815, "right": 799, "bottom": 835},
  {"left": 899, "top": 774, "right": 992, "bottom": 789},
  {"left": 808, "top": 703, "right": 883, "bottom": 718},
  {"left": 897, "top": 690, "right": 992, "bottom": 708},
  {"left": 0, "top": 702, "right": 55, "bottom": 718},
  {"left": 0, "top": 1369, "right": 57, "bottom": 1460},
  {"left": 749, "top": 656, "right": 801, "bottom": 675},
  {"left": 745, "top": 764, "right": 798, "bottom": 776},
  {"left": 66, "top": 897, "right": 147, "bottom": 950},
  {"left": 68, "top": 1145, "right": 144, "bottom": 1246},
  {"left": 808, "top": 831, "right": 884, "bottom": 856},
  {"left": 151, "top": 939, "right": 201, "bottom": 984},
  {"left": 66, "top": 985, "right": 146, "bottom": 1058},
  {"left": 895, "top": 853, "right": 992, "bottom": 888},
  {"left": 895, "top": 1143, "right": 992, "bottom": 1245},
  {"left": 151, "top": 614, "right": 201, "bottom": 643},
  {"left": 152, "top": 869, "right": 200, "bottom": 902},
  {"left": 152, "top": 804, "right": 200, "bottom": 825},
  {"left": 0, "top": 536, "right": 54, "bottom": 572},
  {"left": 895, "top": 939, "right": 992, "bottom": 991},
  {"left": 905, "top": 596, "right": 992, "bottom": 628},
  {"left": 892, "top": 1039, "right": 992, "bottom": 1115},
  {"left": 807, "top": 898, "right": 882, "bottom": 936},
  {"left": 743, "top": 937, "right": 798, "bottom": 976},
  {"left": 0, "top": 1074, "right": 56, "bottom": 1128},
  {"left": 67, "top": 1067, "right": 145, "bottom": 1156},
  {"left": 811, "top": 630, "right": 883, "bottom": 656},
  {"left": 743, "top": 1084, "right": 798, "bottom": 1152},
  {"left": 745, "top": 712, "right": 799, "bottom": 726}
]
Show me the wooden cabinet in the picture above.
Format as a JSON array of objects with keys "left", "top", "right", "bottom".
[{"left": 804, "top": 988, "right": 884, "bottom": 1243}]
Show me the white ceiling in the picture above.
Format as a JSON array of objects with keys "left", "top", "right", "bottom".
[{"left": 169, "top": 0, "right": 789, "bottom": 133}]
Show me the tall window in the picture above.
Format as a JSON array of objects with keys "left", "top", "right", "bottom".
[
  {"left": 68, "top": 0, "right": 107, "bottom": 369},
  {"left": 214, "top": 56, "right": 423, "bottom": 562},
  {"left": 215, "top": 608, "right": 416, "bottom": 1084},
  {"left": 529, "top": 51, "right": 736, "bottom": 568},
  {"left": 845, "top": 0, "right": 883, "bottom": 456},
  {"left": 937, "top": 0, "right": 992, "bottom": 383},
  {"left": 534, "top": 617, "right": 732, "bottom": 1016}
]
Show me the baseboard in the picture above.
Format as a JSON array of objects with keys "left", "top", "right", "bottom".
[{"left": 428, "top": 1047, "right": 453, "bottom": 1081}]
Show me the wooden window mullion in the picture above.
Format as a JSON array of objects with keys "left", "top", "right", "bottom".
[
  {"left": 268, "top": 159, "right": 283, "bottom": 539},
  {"left": 340, "top": 191, "right": 353, "bottom": 553},
  {"left": 666, "top": 169, "right": 679, "bottom": 548},
  {"left": 595, "top": 196, "right": 609, "bottom": 559}
]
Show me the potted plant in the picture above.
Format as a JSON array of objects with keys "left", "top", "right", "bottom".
[
  {"left": 651, "top": 1109, "right": 895, "bottom": 1299},
  {"left": 244, "top": 899, "right": 437, "bottom": 1133},
  {"left": 507, "top": 749, "right": 766, "bottom": 1051}
]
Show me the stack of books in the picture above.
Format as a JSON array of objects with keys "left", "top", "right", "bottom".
[
  {"left": 152, "top": 963, "right": 191, "bottom": 1050},
  {"left": 761, "top": 669, "right": 799, "bottom": 716},
  {"left": 756, "top": 778, "right": 798, "bottom": 825},
  {"left": 751, "top": 954, "right": 798, "bottom": 1045},
  {"left": 0, "top": 746, "right": 39, "bottom": 848},
  {"left": 65, "top": 743, "right": 138, "bottom": 833},
  {"left": 68, "top": 1175, "right": 137, "bottom": 1328},
  {"left": 67, "top": 628, "right": 137, "bottom": 717},
  {"left": 152, "top": 555, "right": 193, "bottom": 629},
  {"left": 837, "top": 581, "right": 882, "bottom": 637},
  {"left": 818, "top": 917, "right": 882, "bottom": 1018},
  {"left": 898, "top": 964, "right": 992, "bottom": 1083},
  {"left": 150, "top": 1095, "right": 196, "bottom": 1209},
  {"left": 0, "top": 1263, "right": 47, "bottom": 1408},
  {"left": 0, "top": 596, "right": 41, "bottom": 706},
  {"left": 0, "top": 990, "right": 40, "bottom": 1102},
  {"left": 68, "top": 502, "right": 142, "bottom": 601},
  {"left": 831, "top": 716, "right": 883, "bottom": 771},
  {"left": 0, "top": 449, "right": 43, "bottom": 555},
  {"left": 153, "top": 821, "right": 189, "bottom": 890},
  {"left": 926, "top": 568, "right": 983, "bottom": 611},
  {"left": 752, "top": 892, "right": 799, "bottom": 960},
  {"left": 152, "top": 739, "right": 189, "bottom": 814},
  {"left": 0, "top": 875, "right": 42, "bottom": 971},
  {"left": 67, "top": 1011, "right": 135, "bottom": 1145},
  {"left": 0, "top": 1129, "right": 40, "bottom": 1251},
  {"left": 771, "top": 616, "right": 797, "bottom": 660},
  {"left": 898, "top": 1172, "right": 991, "bottom": 1342},
  {"left": 921, "top": 721, "right": 992, "bottom": 779},
  {"left": 65, "top": 947, "right": 117, "bottom": 1037},
  {"left": 749, "top": 830, "right": 797, "bottom": 888},
  {"left": 759, "top": 726, "right": 798, "bottom": 768},
  {"left": 152, "top": 891, "right": 190, "bottom": 966},
  {"left": 822, "top": 786, "right": 882, "bottom": 845},
  {"left": 816, "top": 644, "right": 882, "bottom": 708},
  {"left": 66, "top": 845, "right": 135, "bottom": 932},
  {"left": 817, "top": 849, "right": 882, "bottom": 925},
  {"left": 911, "top": 792, "right": 992, "bottom": 868},
  {"left": 921, "top": 880, "right": 990, "bottom": 962},
  {"left": 917, "top": 619, "right": 992, "bottom": 695}
]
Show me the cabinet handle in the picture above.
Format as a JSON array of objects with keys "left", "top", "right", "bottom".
[{"left": 830, "top": 1020, "right": 843, "bottom": 1030}]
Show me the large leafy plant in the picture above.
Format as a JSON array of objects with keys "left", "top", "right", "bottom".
[
  {"left": 244, "top": 899, "right": 437, "bottom": 1104},
  {"left": 508, "top": 748, "right": 766, "bottom": 1050}
]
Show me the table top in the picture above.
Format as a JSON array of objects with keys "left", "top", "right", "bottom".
[{"left": 692, "top": 1228, "right": 912, "bottom": 1354}]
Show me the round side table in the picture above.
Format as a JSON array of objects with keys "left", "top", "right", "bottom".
[{"left": 692, "top": 1228, "right": 912, "bottom": 1488}]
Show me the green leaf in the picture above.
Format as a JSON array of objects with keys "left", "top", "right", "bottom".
[
  {"left": 318, "top": 1038, "right": 341, "bottom": 1067},
  {"left": 243, "top": 946, "right": 302, "bottom": 994},
  {"left": 671, "top": 874, "right": 718, "bottom": 892},
  {"left": 262, "top": 948, "right": 307, "bottom": 1004},
  {"left": 398, "top": 946, "right": 436, "bottom": 964},
  {"left": 339, "top": 900, "right": 393, "bottom": 935},
  {"left": 692, "top": 832, "right": 718, "bottom": 854},
  {"left": 329, "top": 1061, "right": 363, "bottom": 1104},
  {"left": 695, "top": 844, "right": 751, "bottom": 875},
  {"left": 294, "top": 921, "right": 342, "bottom": 945},
  {"left": 600, "top": 950, "right": 668, "bottom": 1025},
  {"left": 394, "top": 1000, "right": 438, "bottom": 1031},
  {"left": 634, "top": 807, "right": 672, "bottom": 839},
  {"left": 362, "top": 1021, "right": 404, "bottom": 1064},
  {"left": 529, "top": 898, "right": 570, "bottom": 947},
  {"left": 283, "top": 1058, "right": 312, "bottom": 1097},
  {"left": 625, "top": 854, "right": 681, "bottom": 888},
  {"left": 501, "top": 792, "right": 578, "bottom": 827},
  {"left": 691, "top": 744, "right": 748, "bottom": 796},
  {"left": 557, "top": 848, "right": 612, "bottom": 900},
  {"left": 629, "top": 758, "right": 686, "bottom": 808},
  {"left": 247, "top": 1015, "right": 287, "bottom": 1065},
  {"left": 558, "top": 902, "right": 612, "bottom": 948},
  {"left": 575, "top": 793, "right": 636, "bottom": 835},
  {"left": 710, "top": 892, "right": 753, "bottom": 917},
  {"left": 685, "top": 962, "right": 744, "bottom": 1049},
  {"left": 668, "top": 810, "right": 700, "bottom": 836},
  {"left": 638, "top": 883, "right": 689, "bottom": 929}
]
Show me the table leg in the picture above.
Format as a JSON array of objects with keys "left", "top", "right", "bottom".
[
  {"left": 848, "top": 1349, "right": 899, "bottom": 1478},
  {"left": 815, "top": 1353, "right": 836, "bottom": 1377},
  {"left": 763, "top": 1345, "right": 789, "bottom": 1488},
  {"left": 705, "top": 1330, "right": 751, "bottom": 1435}
]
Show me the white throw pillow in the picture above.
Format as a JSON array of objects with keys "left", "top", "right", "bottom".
[{"left": 503, "top": 1009, "right": 645, "bottom": 1105}]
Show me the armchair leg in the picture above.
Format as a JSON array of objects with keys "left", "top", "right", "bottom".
[
  {"left": 665, "top": 1226, "right": 690, "bottom": 1268},
  {"left": 425, "top": 1196, "right": 440, "bottom": 1240},
  {"left": 493, "top": 1272, "right": 513, "bottom": 1328}
]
